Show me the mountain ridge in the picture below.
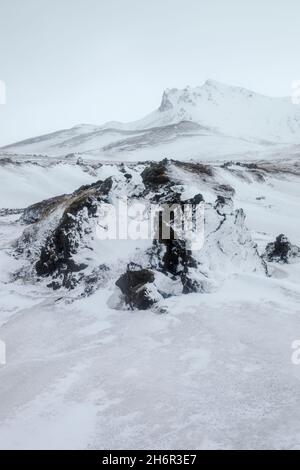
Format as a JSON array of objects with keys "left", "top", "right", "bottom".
[{"left": 2, "top": 80, "right": 300, "bottom": 158}]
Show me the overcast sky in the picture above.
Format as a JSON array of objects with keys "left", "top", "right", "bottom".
[{"left": 1, "top": 0, "right": 300, "bottom": 146}]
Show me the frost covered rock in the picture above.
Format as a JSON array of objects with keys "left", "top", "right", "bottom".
[
  {"left": 21, "top": 194, "right": 69, "bottom": 225},
  {"left": 35, "top": 177, "right": 113, "bottom": 289},
  {"left": 115, "top": 264, "right": 158, "bottom": 310},
  {"left": 141, "top": 159, "right": 170, "bottom": 189},
  {"left": 263, "top": 234, "right": 300, "bottom": 264},
  {"left": 14, "top": 159, "right": 267, "bottom": 308}
]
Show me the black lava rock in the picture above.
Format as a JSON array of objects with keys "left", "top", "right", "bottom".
[
  {"left": 141, "top": 160, "right": 170, "bottom": 189},
  {"left": 35, "top": 177, "right": 113, "bottom": 288},
  {"left": 116, "top": 264, "right": 156, "bottom": 310},
  {"left": 264, "top": 234, "right": 300, "bottom": 263}
]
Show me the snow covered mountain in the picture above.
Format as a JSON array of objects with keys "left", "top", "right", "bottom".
[
  {"left": 110, "top": 79, "right": 300, "bottom": 142},
  {"left": 2, "top": 80, "right": 300, "bottom": 159}
]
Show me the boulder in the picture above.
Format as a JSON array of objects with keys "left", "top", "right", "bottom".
[
  {"left": 141, "top": 159, "right": 170, "bottom": 189},
  {"left": 115, "top": 264, "right": 156, "bottom": 310},
  {"left": 264, "top": 234, "right": 300, "bottom": 263}
]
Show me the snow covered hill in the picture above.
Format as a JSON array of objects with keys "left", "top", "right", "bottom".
[{"left": 2, "top": 80, "right": 300, "bottom": 159}]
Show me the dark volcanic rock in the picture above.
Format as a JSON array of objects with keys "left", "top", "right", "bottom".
[
  {"left": 150, "top": 237, "right": 200, "bottom": 294},
  {"left": 14, "top": 159, "right": 267, "bottom": 307},
  {"left": 21, "top": 194, "right": 69, "bottom": 224},
  {"left": 172, "top": 160, "right": 214, "bottom": 177},
  {"left": 149, "top": 198, "right": 200, "bottom": 294},
  {"left": 213, "top": 183, "right": 235, "bottom": 198},
  {"left": 35, "top": 177, "right": 113, "bottom": 289},
  {"left": 148, "top": 186, "right": 203, "bottom": 296},
  {"left": 116, "top": 263, "right": 156, "bottom": 310},
  {"left": 115, "top": 185, "right": 204, "bottom": 310},
  {"left": 264, "top": 234, "right": 300, "bottom": 263},
  {"left": 161, "top": 238, "right": 197, "bottom": 276},
  {"left": 0, "top": 157, "right": 14, "bottom": 166},
  {"left": 0, "top": 208, "right": 24, "bottom": 217},
  {"left": 141, "top": 159, "right": 170, "bottom": 188}
]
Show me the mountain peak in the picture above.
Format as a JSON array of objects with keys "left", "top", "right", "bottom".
[
  {"left": 159, "top": 80, "right": 259, "bottom": 110},
  {"left": 151, "top": 80, "right": 300, "bottom": 142},
  {"left": 158, "top": 80, "right": 241, "bottom": 113}
]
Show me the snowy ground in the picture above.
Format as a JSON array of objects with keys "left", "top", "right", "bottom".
[{"left": 0, "top": 155, "right": 300, "bottom": 450}]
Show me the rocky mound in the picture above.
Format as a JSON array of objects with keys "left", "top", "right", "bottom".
[{"left": 14, "top": 160, "right": 267, "bottom": 310}]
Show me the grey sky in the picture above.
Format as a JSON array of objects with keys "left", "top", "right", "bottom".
[{"left": 1, "top": 0, "right": 300, "bottom": 146}]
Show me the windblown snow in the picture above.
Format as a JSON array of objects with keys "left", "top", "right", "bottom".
[{"left": 1, "top": 80, "right": 300, "bottom": 450}]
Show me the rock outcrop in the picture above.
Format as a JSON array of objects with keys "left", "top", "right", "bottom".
[
  {"left": 263, "top": 234, "right": 300, "bottom": 264},
  {"left": 14, "top": 159, "right": 267, "bottom": 309}
]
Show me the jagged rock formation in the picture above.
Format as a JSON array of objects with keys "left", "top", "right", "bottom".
[
  {"left": 35, "top": 178, "right": 113, "bottom": 289},
  {"left": 14, "top": 159, "right": 267, "bottom": 309},
  {"left": 263, "top": 234, "right": 300, "bottom": 264}
]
